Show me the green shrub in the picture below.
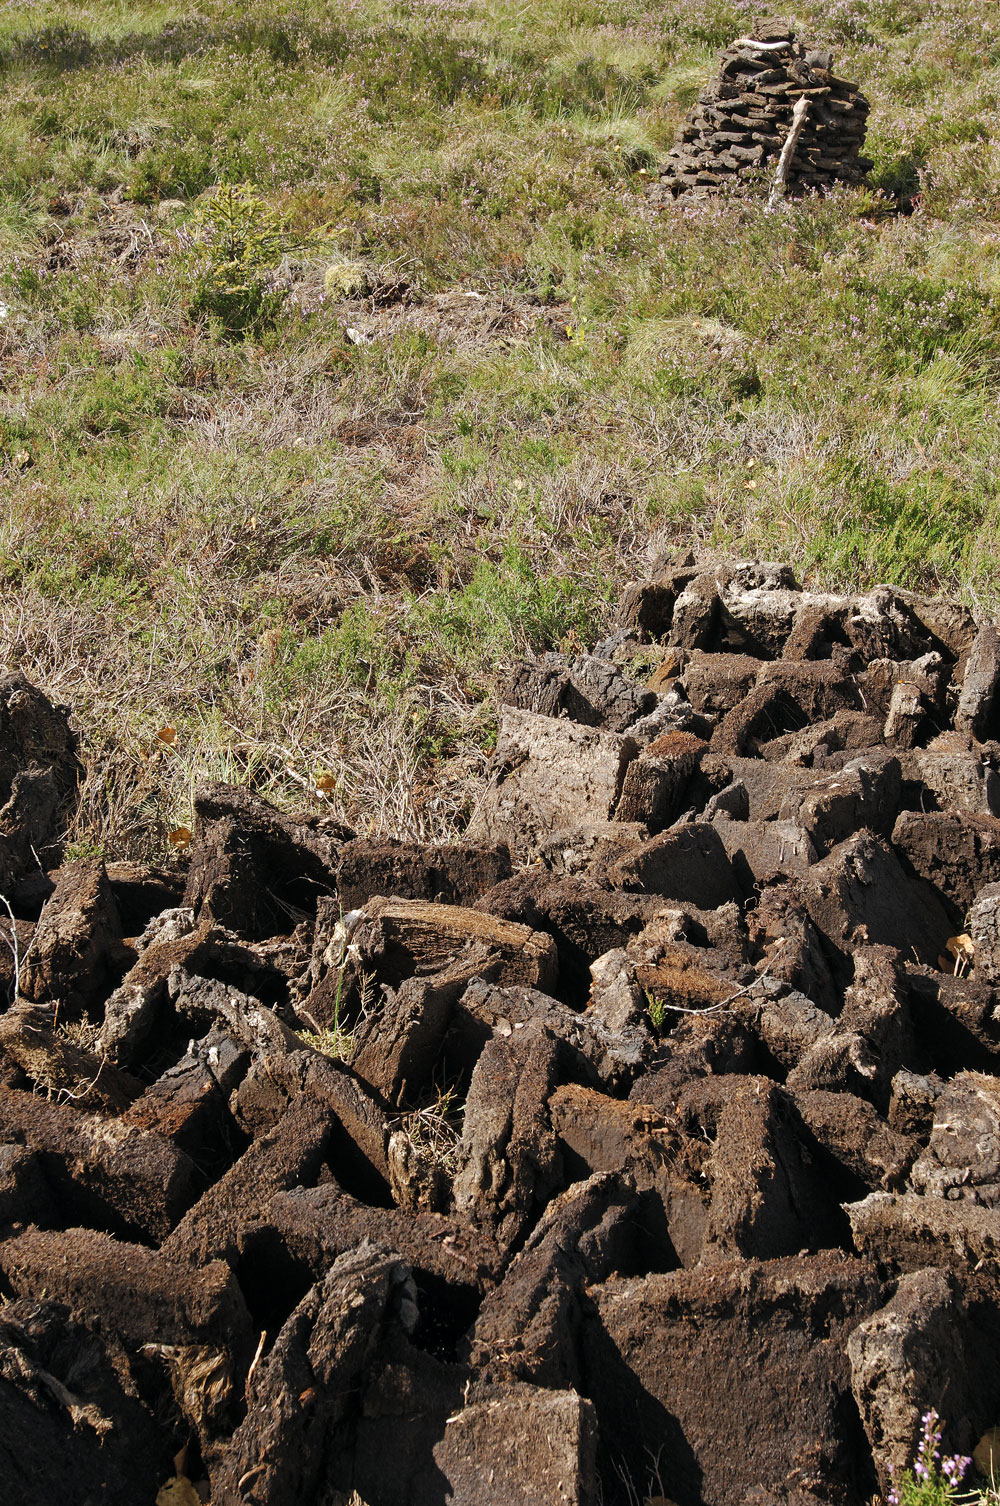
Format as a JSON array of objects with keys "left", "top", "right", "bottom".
[{"left": 188, "top": 182, "right": 288, "bottom": 337}]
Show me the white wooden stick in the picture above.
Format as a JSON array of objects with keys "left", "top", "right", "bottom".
[
  {"left": 766, "top": 95, "right": 810, "bottom": 211},
  {"left": 731, "top": 36, "right": 793, "bottom": 50}
]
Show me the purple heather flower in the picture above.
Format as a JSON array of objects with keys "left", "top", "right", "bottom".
[{"left": 942, "top": 1454, "right": 971, "bottom": 1484}]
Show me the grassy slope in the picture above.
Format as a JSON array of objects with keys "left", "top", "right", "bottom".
[{"left": 1, "top": 0, "right": 998, "bottom": 856}]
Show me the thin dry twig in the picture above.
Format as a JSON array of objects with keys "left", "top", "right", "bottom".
[
  {"left": 245, "top": 1330, "right": 267, "bottom": 1401},
  {"left": 0, "top": 891, "right": 22, "bottom": 1002}
]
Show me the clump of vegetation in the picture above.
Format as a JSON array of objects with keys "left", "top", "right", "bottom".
[
  {"left": 886, "top": 1412, "right": 972, "bottom": 1506},
  {"left": 295, "top": 1014, "right": 355, "bottom": 1063},
  {"left": 324, "top": 261, "right": 371, "bottom": 299},
  {"left": 396, "top": 1083, "right": 464, "bottom": 1177},
  {"left": 187, "top": 182, "right": 288, "bottom": 335},
  {"left": 644, "top": 992, "right": 668, "bottom": 1032}
]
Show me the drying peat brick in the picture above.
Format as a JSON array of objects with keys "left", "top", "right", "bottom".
[
  {"left": 630, "top": 938, "right": 738, "bottom": 1017},
  {"left": 326, "top": 939, "right": 544, "bottom": 1108},
  {"left": 214, "top": 1246, "right": 595, "bottom": 1506},
  {"left": 104, "top": 859, "right": 186, "bottom": 934},
  {"left": 550, "top": 1083, "right": 710, "bottom": 1267},
  {"left": 0, "top": 1240, "right": 251, "bottom": 1453},
  {"left": 712, "top": 812, "right": 817, "bottom": 887},
  {"left": 503, "top": 651, "right": 656, "bottom": 731},
  {"left": 123, "top": 1027, "right": 247, "bottom": 1162},
  {"left": 826, "top": 947, "right": 917, "bottom": 1113},
  {"left": 678, "top": 1074, "right": 839, "bottom": 1260},
  {"left": 583, "top": 1253, "right": 884, "bottom": 1506},
  {"left": 664, "top": 563, "right": 797, "bottom": 655},
  {"left": 0, "top": 674, "right": 79, "bottom": 802},
  {"left": 760, "top": 710, "right": 885, "bottom": 764},
  {"left": 893, "top": 809, "right": 1000, "bottom": 915},
  {"left": 832, "top": 583, "right": 926, "bottom": 662},
  {"left": 345, "top": 1343, "right": 599, "bottom": 1506},
  {"left": 717, "top": 756, "right": 906, "bottom": 883},
  {"left": 424, "top": 1385, "right": 599, "bottom": 1506},
  {"left": 889, "top": 588, "right": 978, "bottom": 664},
  {"left": 475, "top": 869, "right": 659, "bottom": 1000},
  {"left": 334, "top": 836, "right": 510, "bottom": 909},
  {"left": 351, "top": 895, "right": 558, "bottom": 992},
  {"left": 678, "top": 650, "right": 762, "bottom": 715},
  {"left": 448, "top": 975, "right": 596, "bottom": 1076},
  {"left": 791, "top": 1089, "right": 912, "bottom": 1193},
  {"left": 469, "top": 705, "right": 638, "bottom": 856},
  {"left": 848, "top": 1270, "right": 982, "bottom": 1489},
  {"left": 955, "top": 619, "right": 1000, "bottom": 741},
  {"left": 0, "top": 1001, "right": 141, "bottom": 1113},
  {"left": 0, "top": 1299, "right": 175, "bottom": 1506},
  {"left": 453, "top": 1023, "right": 565, "bottom": 1256},
  {"left": 464, "top": 1171, "right": 637, "bottom": 1385},
  {"left": 535, "top": 817, "right": 651, "bottom": 875},
  {"left": 232, "top": 1047, "right": 392, "bottom": 1189},
  {"left": 698, "top": 751, "right": 817, "bottom": 822},
  {"left": 351, "top": 954, "right": 494, "bottom": 1106},
  {"left": 0, "top": 1142, "right": 56, "bottom": 1229},
  {"left": 970, "top": 882, "right": 1000, "bottom": 983},
  {"left": 603, "top": 822, "right": 741, "bottom": 908},
  {"left": 711, "top": 661, "right": 863, "bottom": 754},
  {"left": 746, "top": 881, "right": 839, "bottom": 1010},
  {"left": 268, "top": 1180, "right": 502, "bottom": 1292},
  {"left": 210, "top": 1245, "right": 415, "bottom": 1506},
  {"left": 169, "top": 966, "right": 303, "bottom": 1055},
  {"left": 902, "top": 966, "right": 1000, "bottom": 1069},
  {"left": 96, "top": 919, "right": 252, "bottom": 1067},
  {"left": 780, "top": 754, "right": 901, "bottom": 856},
  {"left": 715, "top": 577, "right": 801, "bottom": 660},
  {"left": 0, "top": 674, "right": 81, "bottom": 889},
  {"left": 889, "top": 1068, "right": 945, "bottom": 1139},
  {"left": 161, "top": 1092, "right": 333, "bottom": 1268},
  {"left": 614, "top": 730, "right": 708, "bottom": 825},
  {"left": 617, "top": 549, "right": 704, "bottom": 638},
  {"left": 18, "top": 858, "right": 123, "bottom": 1012},
  {"left": 632, "top": 1012, "right": 757, "bottom": 1111},
  {"left": 9, "top": 551, "right": 1000, "bottom": 1502},
  {"left": 0, "top": 1085, "right": 195, "bottom": 1241},
  {"left": 847, "top": 1192, "right": 1000, "bottom": 1275},
  {"left": 0, "top": 1225, "right": 253, "bottom": 1383},
  {"left": 911, "top": 733, "right": 1000, "bottom": 816},
  {"left": 909, "top": 1071, "right": 1000, "bottom": 1203},
  {"left": 183, "top": 781, "right": 347, "bottom": 938},
  {"left": 798, "top": 831, "right": 954, "bottom": 966}
]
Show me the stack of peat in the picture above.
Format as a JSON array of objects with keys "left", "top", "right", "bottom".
[
  {"left": 4, "top": 554, "right": 1000, "bottom": 1505},
  {"left": 652, "top": 16, "right": 872, "bottom": 199}
]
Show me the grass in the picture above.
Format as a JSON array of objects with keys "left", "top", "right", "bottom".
[
  {"left": 394, "top": 1082, "right": 465, "bottom": 1176},
  {"left": 1, "top": 0, "right": 999, "bottom": 857}
]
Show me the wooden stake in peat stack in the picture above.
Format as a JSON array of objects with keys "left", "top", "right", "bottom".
[{"left": 766, "top": 95, "right": 810, "bottom": 211}]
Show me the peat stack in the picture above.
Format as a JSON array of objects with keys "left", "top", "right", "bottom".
[{"left": 653, "top": 15, "right": 872, "bottom": 199}]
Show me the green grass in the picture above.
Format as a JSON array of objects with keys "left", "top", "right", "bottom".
[{"left": 1, "top": 0, "right": 999, "bottom": 855}]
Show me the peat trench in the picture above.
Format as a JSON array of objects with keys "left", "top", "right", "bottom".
[{"left": 3, "top": 553, "right": 1000, "bottom": 1505}]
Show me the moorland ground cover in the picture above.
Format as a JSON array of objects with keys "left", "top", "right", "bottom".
[{"left": 1, "top": 0, "right": 999, "bottom": 854}]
